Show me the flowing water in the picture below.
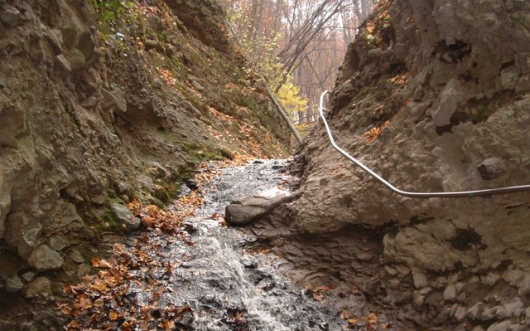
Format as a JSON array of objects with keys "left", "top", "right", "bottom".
[{"left": 126, "top": 159, "right": 346, "bottom": 330}]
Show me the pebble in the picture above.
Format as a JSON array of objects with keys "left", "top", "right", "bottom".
[
  {"left": 5, "top": 275, "right": 24, "bottom": 292},
  {"left": 412, "top": 271, "right": 429, "bottom": 288},
  {"left": 443, "top": 284, "right": 457, "bottom": 301},
  {"left": 453, "top": 305, "right": 467, "bottom": 321},
  {"left": 180, "top": 261, "right": 192, "bottom": 268},
  {"left": 68, "top": 249, "right": 85, "bottom": 263},
  {"left": 466, "top": 302, "right": 483, "bottom": 320},
  {"left": 22, "top": 272, "right": 36, "bottom": 282}
]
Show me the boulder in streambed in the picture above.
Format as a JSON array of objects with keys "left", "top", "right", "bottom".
[
  {"left": 225, "top": 188, "right": 296, "bottom": 226},
  {"left": 111, "top": 203, "right": 141, "bottom": 231}
]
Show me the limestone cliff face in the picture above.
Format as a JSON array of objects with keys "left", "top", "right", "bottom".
[
  {"left": 0, "top": 0, "right": 289, "bottom": 326},
  {"left": 287, "top": 0, "right": 530, "bottom": 329}
]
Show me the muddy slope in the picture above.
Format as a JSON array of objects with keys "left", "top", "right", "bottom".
[
  {"left": 261, "top": 1, "right": 530, "bottom": 330},
  {"left": 0, "top": 0, "right": 289, "bottom": 328}
]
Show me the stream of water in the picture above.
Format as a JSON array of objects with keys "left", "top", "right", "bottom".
[{"left": 130, "top": 159, "right": 345, "bottom": 330}]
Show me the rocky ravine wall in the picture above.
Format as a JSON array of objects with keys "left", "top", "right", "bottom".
[
  {"left": 259, "top": 1, "right": 530, "bottom": 330},
  {"left": 0, "top": 0, "right": 289, "bottom": 328}
]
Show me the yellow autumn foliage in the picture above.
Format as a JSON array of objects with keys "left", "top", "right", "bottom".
[{"left": 276, "top": 81, "right": 308, "bottom": 121}]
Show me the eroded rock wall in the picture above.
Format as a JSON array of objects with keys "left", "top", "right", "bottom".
[
  {"left": 0, "top": 0, "right": 289, "bottom": 328},
  {"left": 275, "top": 0, "right": 530, "bottom": 329}
]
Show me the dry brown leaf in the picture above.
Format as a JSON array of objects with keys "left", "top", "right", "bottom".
[
  {"left": 74, "top": 293, "right": 93, "bottom": 311},
  {"left": 109, "top": 311, "right": 118, "bottom": 321},
  {"left": 92, "top": 258, "right": 113, "bottom": 268},
  {"left": 90, "top": 280, "right": 108, "bottom": 292},
  {"left": 57, "top": 303, "right": 73, "bottom": 315},
  {"left": 66, "top": 320, "right": 79, "bottom": 329}
]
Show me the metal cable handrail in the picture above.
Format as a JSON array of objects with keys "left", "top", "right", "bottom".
[{"left": 319, "top": 90, "right": 530, "bottom": 198}]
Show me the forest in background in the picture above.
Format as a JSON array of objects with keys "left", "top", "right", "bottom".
[{"left": 219, "top": 0, "right": 378, "bottom": 124}]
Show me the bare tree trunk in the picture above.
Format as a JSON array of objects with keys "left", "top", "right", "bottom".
[
  {"left": 256, "top": 0, "right": 264, "bottom": 38},
  {"left": 248, "top": 0, "right": 259, "bottom": 40},
  {"left": 273, "top": 0, "right": 282, "bottom": 32}
]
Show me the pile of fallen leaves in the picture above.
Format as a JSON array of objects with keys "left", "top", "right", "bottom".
[{"left": 59, "top": 236, "right": 194, "bottom": 331}]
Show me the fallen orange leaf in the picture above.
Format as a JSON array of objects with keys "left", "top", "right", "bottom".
[{"left": 109, "top": 310, "right": 118, "bottom": 321}]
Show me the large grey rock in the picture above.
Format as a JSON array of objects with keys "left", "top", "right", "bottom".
[
  {"left": 147, "top": 161, "right": 171, "bottom": 179},
  {"left": 225, "top": 201, "right": 268, "bottom": 226},
  {"left": 28, "top": 245, "right": 64, "bottom": 271},
  {"left": 412, "top": 271, "right": 429, "bottom": 289},
  {"left": 111, "top": 203, "right": 141, "bottom": 231},
  {"left": 226, "top": 188, "right": 293, "bottom": 226}
]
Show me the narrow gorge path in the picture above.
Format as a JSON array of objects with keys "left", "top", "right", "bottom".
[{"left": 62, "top": 159, "right": 384, "bottom": 331}]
